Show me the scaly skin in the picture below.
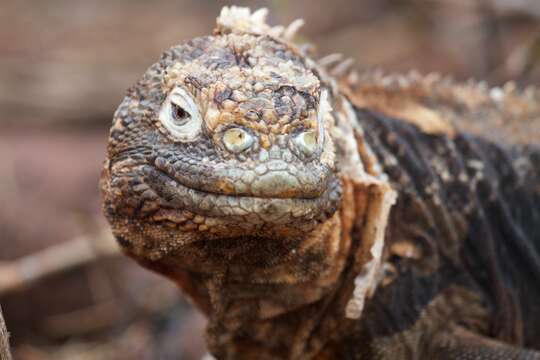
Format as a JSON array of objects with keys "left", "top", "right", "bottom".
[{"left": 100, "top": 7, "right": 540, "bottom": 359}]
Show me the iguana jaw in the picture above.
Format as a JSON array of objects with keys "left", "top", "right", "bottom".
[{"left": 144, "top": 164, "right": 341, "bottom": 223}]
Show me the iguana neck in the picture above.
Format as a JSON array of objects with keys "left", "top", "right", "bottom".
[
  {"left": 202, "top": 199, "right": 356, "bottom": 360},
  {"left": 201, "top": 175, "right": 396, "bottom": 359}
]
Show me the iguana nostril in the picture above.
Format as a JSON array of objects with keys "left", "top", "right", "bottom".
[
  {"left": 223, "top": 127, "right": 255, "bottom": 153},
  {"left": 293, "top": 130, "right": 317, "bottom": 156}
]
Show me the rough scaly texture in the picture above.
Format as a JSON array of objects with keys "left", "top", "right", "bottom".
[{"left": 101, "top": 6, "right": 540, "bottom": 359}]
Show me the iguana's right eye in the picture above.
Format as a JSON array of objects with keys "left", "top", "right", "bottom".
[
  {"left": 171, "top": 103, "right": 190, "bottom": 126},
  {"left": 159, "top": 87, "right": 202, "bottom": 141}
]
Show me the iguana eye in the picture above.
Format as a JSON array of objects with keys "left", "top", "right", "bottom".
[
  {"left": 159, "top": 87, "right": 202, "bottom": 141},
  {"left": 223, "top": 128, "right": 254, "bottom": 153},
  {"left": 293, "top": 130, "right": 317, "bottom": 156},
  {"left": 171, "top": 103, "right": 190, "bottom": 126}
]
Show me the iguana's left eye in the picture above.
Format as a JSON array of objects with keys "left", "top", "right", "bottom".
[
  {"left": 159, "top": 87, "right": 202, "bottom": 141},
  {"left": 293, "top": 130, "right": 317, "bottom": 156}
]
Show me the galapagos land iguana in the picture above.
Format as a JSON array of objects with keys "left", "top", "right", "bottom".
[{"left": 100, "top": 6, "right": 540, "bottom": 359}]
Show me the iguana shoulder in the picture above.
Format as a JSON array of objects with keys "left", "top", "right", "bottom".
[{"left": 330, "top": 66, "right": 540, "bottom": 355}]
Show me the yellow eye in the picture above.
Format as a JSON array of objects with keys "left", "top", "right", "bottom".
[
  {"left": 293, "top": 130, "right": 317, "bottom": 156},
  {"left": 223, "top": 128, "right": 255, "bottom": 153}
]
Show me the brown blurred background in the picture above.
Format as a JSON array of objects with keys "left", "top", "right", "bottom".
[{"left": 0, "top": 0, "right": 539, "bottom": 359}]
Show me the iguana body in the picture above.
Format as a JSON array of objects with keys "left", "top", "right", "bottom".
[{"left": 100, "top": 7, "right": 540, "bottom": 359}]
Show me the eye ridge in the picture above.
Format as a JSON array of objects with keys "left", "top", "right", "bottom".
[{"left": 171, "top": 103, "right": 191, "bottom": 126}]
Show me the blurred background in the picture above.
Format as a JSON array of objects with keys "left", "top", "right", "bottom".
[{"left": 0, "top": 0, "right": 539, "bottom": 359}]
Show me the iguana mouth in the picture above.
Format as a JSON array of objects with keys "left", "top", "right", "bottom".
[
  {"left": 151, "top": 155, "right": 334, "bottom": 200},
  {"left": 144, "top": 165, "right": 342, "bottom": 223}
]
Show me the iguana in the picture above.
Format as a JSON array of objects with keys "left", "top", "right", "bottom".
[{"left": 100, "top": 7, "right": 540, "bottom": 359}]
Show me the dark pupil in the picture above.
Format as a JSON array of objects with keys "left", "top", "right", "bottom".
[{"left": 172, "top": 103, "right": 190, "bottom": 125}]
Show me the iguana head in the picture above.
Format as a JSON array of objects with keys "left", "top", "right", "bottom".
[{"left": 101, "top": 7, "right": 345, "bottom": 275}]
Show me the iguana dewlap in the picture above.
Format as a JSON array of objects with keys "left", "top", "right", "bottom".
[{"left": 100, "top": 7, "right": 540, "bottom": 359}]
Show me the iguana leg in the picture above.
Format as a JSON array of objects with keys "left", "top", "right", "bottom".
[{"left": 432, "top": 327, "right": 540, "bottom": 360}]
